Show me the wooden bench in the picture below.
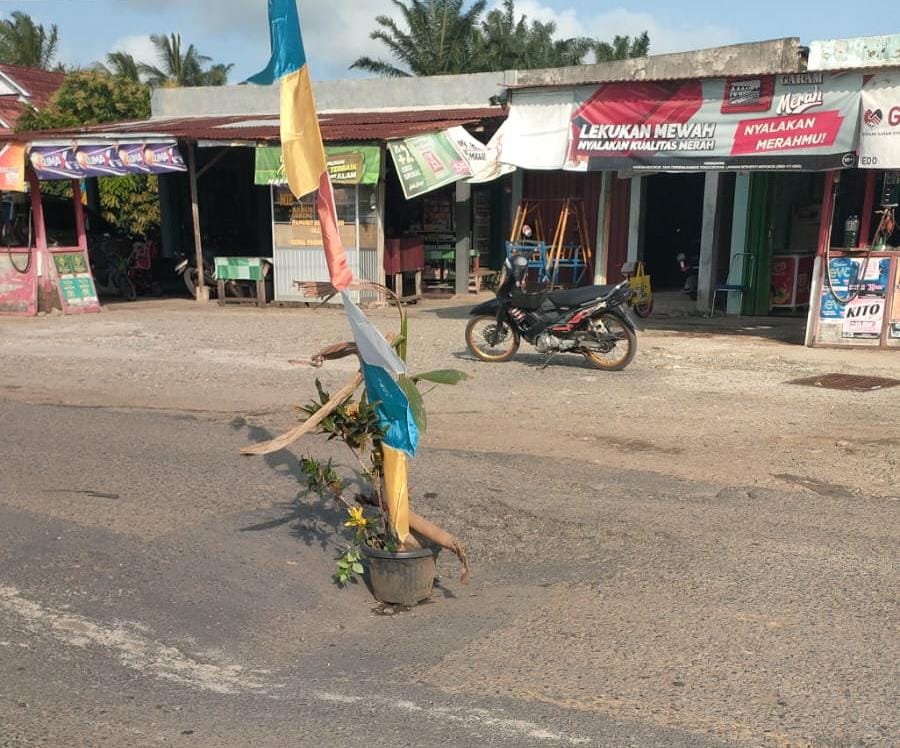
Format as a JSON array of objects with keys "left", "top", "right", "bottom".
[
  {"left": 469, "top": 268, "right": 499, "bottom": 293},
  {"left": 388, "top": 269, "right": 423, "bottom": 303}
]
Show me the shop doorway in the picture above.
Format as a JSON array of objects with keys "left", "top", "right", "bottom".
[
  {"left": 744, "top": 172, "right": 825, "bottom": 316},
  {"left": 642, "top": 173, "right": 705, "bottom": 290}
]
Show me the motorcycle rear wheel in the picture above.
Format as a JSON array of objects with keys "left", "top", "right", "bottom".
[
  {"left": 465, "top": 315, "right": 520, "bottom": 362},
  {"left": 582, "top": 313, "right": 636, "bottom": 371}
]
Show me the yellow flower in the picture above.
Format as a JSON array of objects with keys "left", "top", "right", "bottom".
[{"left": 344, "top": 506, "right": 368, "bottom": 529}]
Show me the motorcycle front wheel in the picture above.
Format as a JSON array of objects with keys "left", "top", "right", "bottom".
[
  {"left": 582, "top": 313, "right": 636, "bottom": 371},
  {"left": 465, "top": 315, "right": 520, "bottom": 362}
]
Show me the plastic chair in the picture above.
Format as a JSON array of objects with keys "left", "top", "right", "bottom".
[{"left": 709, "top": 252, "right": 755, "bottom": 317}]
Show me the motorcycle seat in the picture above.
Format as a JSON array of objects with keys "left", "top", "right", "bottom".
[{"left": 548, "top": 285, "right": 615, "bottom": 308}]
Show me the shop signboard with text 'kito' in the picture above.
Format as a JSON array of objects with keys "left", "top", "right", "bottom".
[{"left": 816, "top": 255, "right": 895, "bottom": 346}]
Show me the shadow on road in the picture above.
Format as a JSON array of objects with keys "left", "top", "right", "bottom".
[{"left": 230, "top": 417, "right": 347, "bottom": 556}]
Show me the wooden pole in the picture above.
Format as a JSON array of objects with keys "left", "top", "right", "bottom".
[{"left": 187, "top": 144, "right": 208, "bottom": 302}]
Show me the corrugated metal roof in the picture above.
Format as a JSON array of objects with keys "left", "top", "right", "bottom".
[{"left": 13, "top": 107, "right": 507, "bottom": 145}]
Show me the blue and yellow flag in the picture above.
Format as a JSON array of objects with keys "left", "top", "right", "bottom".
[
  {"left": 249, "top": 0, "right": 417, "bottom": 542},
  {"left": 248, "top": 0, "right": 352, "bottom": 290}
]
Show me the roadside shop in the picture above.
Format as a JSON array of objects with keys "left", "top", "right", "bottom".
[
  {"left": 0, "top": 105, "right": 508, "bottom": 316},
  {"left": 0, "top": 139, "right": 186, "bottom": 317},
  {"left": 499, "top": 67, "right": 865, "bottom": 317}
]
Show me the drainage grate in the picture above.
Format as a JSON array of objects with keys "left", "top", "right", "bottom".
[{"left": 787, "top": 373, "right": 900, "bottom": 392}]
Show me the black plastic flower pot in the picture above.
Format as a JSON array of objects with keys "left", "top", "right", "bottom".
[{"left": 361, "top": 544, "right": 436, "bottom": 606}]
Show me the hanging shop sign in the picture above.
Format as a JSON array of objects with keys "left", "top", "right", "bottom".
[
  {"left": 859, "top": 74, "right": 900, "bottom": 168},
  {"left": 445, "top": 126, "right": 515, "bottom": 184},
  {"left": 0, "top": 144, "right": 25, "bottom": 191},
  {"left": 388, "top": 131, "right": 472, "bottom": 200},
  {"left": 27, "top": 142, "right": 186, "bottom": 180},
  {"left": 255, "top": 144, "right": 381, "bottom": 186},
  {"left": 562, "top": 72, "right": 863, "bottom": 172}
]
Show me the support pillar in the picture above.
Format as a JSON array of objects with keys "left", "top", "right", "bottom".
[
  {"left": 187, "top": 144, "right": 208, "bottom": 302},
  {"left": 594, "top": 172, "right": 612, "bottom": 285},
  {"left": 726, "top": 174, "right": 751, "bottom": 315},
  {"left": 510, "top": 169, "right": 523, "bottom": 218},
  {"left": 375, "top": 146, "right": 387, "bottom": 291},
  {"left": 697, "top": 172, "right": 721, "bottom": 312},
  {"left": 455, "top": 180, "right": 472, "bottom": 296},
  {"left": 626, "top": 176, "right": 645, "bottom": 263}
]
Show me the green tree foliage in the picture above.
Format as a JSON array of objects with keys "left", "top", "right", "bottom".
[
  {"left": 99, "top": 174, "right": 160, "bottom": 238},
  {"left": 17, "top": 71, "right": 159, "bottom": 238},
  {"left": 0, "top": 11, "right": 59, "bottom": 70},
  {"left": 97, "top": 51, "right": 142, "bottom": 82},
  {"left": 17, "top": 70, "right": 150, "bottom": 130},
  {"left": 594, "top": 32, "right": 651, "bottom": 63},
  {"left": 352, "top": 0, "right": 649, "bottom": 77},
  {"left": 138, "top": 33, "right": 232, "bottom": 87},
  {"left": 352, "top": 0, "right": 487, "bottom": 77}
]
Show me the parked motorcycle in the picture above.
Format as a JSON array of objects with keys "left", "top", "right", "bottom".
[
  {"left": 465, "top": 253, "right": 638, "bottom": 371},
  {"left": 174, "top": 252, "right": 216, "bottom": 298},
  {"left": 174, "top": 252, "right": 256, "bottom": 299}
]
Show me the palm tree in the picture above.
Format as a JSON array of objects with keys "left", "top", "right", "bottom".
[
  {"left": 594, "top": 32, "right": 650, "bottom": 63},
  {"left": 351, "top": 0, "right": 487, "bottom": 78},
  {"left": 201, "top": 62, "right": 234, "bottom": 86},
  {"left": 139, "top": 33, "right": 210, "bottom": 87},
  {"left": 98, "top": 51, "right": 142, "bottom": 82},
  {"left": 0, "top": 11, "right": 59, "bottom": 70},
  {"left": 354, "top": 0, "right": 648, "bottom": 77}
]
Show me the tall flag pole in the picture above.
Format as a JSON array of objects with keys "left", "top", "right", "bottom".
[{"left": 248, "top": 0, "right": 416, "bottom": 544}]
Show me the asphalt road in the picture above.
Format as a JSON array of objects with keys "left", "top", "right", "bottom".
[{"left": 0, "top": 397, "right": 896, "bottom": 747}]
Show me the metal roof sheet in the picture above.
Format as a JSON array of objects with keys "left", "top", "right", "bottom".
[
  {"left": 12, "top": 107, "right": 507, "bottom": 145},
  {"left": 0, "top": 64, "right": 65, "bottom": 108}
]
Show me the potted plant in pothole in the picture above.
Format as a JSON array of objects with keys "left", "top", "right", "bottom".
[
  {"left": 297, "top": 371, "right": 468, "bottom": 605},
  {"left": 242, "top": 284, "right": 470, "bottom": 606}
]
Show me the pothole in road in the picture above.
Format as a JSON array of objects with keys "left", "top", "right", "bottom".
[{"left": 787, "top": 373, "right": 900, "bottom": 392}]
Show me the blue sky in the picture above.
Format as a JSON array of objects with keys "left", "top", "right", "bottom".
[{"left": 3, "top": 0, "right": 892, "bottom": 82}]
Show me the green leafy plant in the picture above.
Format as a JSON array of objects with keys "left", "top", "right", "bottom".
[{"left": 298, "top": 367, "right": 466, "bottom": 586}]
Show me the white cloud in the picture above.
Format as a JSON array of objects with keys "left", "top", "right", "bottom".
[
  {"left": 110, "top": 35, "right": 160, "bottom": 67},
  {"left": 496, "top": 1, "right": 738, "bottom": 58},
  {"left": 117, "top": 0, "right": 401, "bottom": 79}
]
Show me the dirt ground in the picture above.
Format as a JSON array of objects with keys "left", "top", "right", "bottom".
[{"left": 2, "top": 293, "right": 897, "bottom": 500}]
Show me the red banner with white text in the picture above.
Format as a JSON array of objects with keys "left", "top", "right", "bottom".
[{"left": 566, "top": 72, "right": 863, "bottom": 172}]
